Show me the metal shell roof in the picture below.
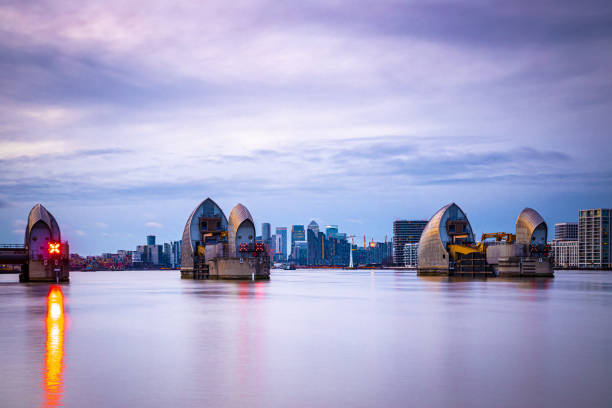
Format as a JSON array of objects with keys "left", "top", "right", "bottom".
[
  {"left": 515, "top": 207, "right": 546, "bottom": 245},
  {"left": 417, "top": 202, "right": 474, "bottom": 272},
  {"left": 228, "top": 203, "right": 255, "bottom": 257},
  {"left": 228, "top": 203, "right": 254, "bottom": 234},
  {"left": 180, "top": 197, "right": 228, "bottom": 270},
  {"left": 25, "top": 203, "right": 61, "bottom": 244},
  {"left": 417, "top": 203, "right": 453, "bottom": 271}
]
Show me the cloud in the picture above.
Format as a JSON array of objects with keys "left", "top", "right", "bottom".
[
  {"left": 144, "top": 221, "right": 163, "bottom": 228},
  {"left": 13, "top": 219, "right": 27, "bottom": 228},
  {"left": 0, "top": 135, "right": 607, "bottom": 207},
  {"left": 75, "top": 230, "right": 86, "bottom": 236},
  {"left": 95, "top": 222, "right": 108, "bottom": 228}
]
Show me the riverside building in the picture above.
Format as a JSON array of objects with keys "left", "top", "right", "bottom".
[
  {"left": 552, "top": 240, "right": 578, "bottom": 268},
  {"left": 552, "top": 222, "right": 578, "bottom": 268},
  {"left": 291, "top": 225, "right": 305, "bottom": 255},
  {"left": 262, "top": 223, "right": 271, "bottom": 242},
  {"left": 393, "top": 220, "right": 427, "bottom": 265},
  {"left": 403, "top": 243, "right": 419, "bottom": 267},
  {"left": 291, "top": 241, "right": 308, "bottom": 265},
  {"left": 579, "top": 208, "right": 611, "bottom": 269},
  {"left": 275, "top": 227, "right": 288, "bottom": 261},
  {"left": 555, "top": 222, "right": 578, "bottom": 240}
]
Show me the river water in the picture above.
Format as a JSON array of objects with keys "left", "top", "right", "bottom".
[{"left": 0, "top": 270, "right": 610, "bottom": 408}]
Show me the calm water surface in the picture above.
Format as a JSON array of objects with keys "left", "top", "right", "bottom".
[{"left": 1, "top": 270, "right": 611, "bottom": 408}]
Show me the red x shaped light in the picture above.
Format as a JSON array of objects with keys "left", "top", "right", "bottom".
[{"left": 48, "top": 242, "right": 61, "bottom": 255}]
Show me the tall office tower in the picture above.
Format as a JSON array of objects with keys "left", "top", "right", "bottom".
[
  {"left": 292, "top": 241, "right": 308, "bottom": 265},
  {"left": 325, "top": 225, "right": 339, "bottom": 239},
  {"left": 579, "top": 208, "right": 611, "bottom": 269},
  {"left": 276, "top": 227, "right": 288, "bottom": 261},
  {"left": 324, "top": 234, "right": 350, "bottom": 266},
  {"left": 262, "top": 223, "right": 271, "bottom": 242},
  {"left": 147, "top": 235, "right": 156, "bottom": 246},
  {"left": 307, "top": 220, "right": 319, "bottom": 236},
  {"left": 555, "top": 223, "right": 578, "bottom": 240},
  {"left": 147, "top": 245, "right": 162, "bottom": 265},
  {"left": 307, "top": 227, "right": 324, "bottom": 266},
  {"left": 274, "top": 235, "right": 283, "bottom": 261},
  {"left": 170, "top": 240, "right": 182, "bottom": 268},
  {"left": 382, "top": 240, "right": 393, "bottom": 266},
  {"left": 291, "top": 225, "right": 305, "bottom": 255},
  {"left": 307, "top": 221, "right": 322, "bottom": 265},
  {"left": 163, "top": 243, "right": 171, "bottom": 267},
  {"left": 269, "top": 234, "right": 277, "bottom": 258},
  {"left": 393, "top": 220, "right": 428, "bottom": 265}
]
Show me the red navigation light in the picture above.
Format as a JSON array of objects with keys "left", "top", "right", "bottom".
[{"left": 48, "top": 242, "right": 61, "bottom": 255}]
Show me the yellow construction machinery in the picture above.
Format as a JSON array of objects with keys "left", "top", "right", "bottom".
[
  {"left": 447, "top": 232, "right": 515, "bottom": 260},
  {"left": 480, "top": 232, "right": 515, "bottom": 243},
  {"left": 447, "top": 243, "right": 484, "bottom": 260}
]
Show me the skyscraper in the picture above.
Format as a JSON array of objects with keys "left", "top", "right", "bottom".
[
  {"left": 307, "top": 226, "right": 323, "bottom": 266},
  {"left": 269, "top": 233, "right": 277, "bottom": 259},
  {"left": 291, "top": 225, "right": 305, "bottom": 255},
  {"left": 146, "top": 235, "right": 156, "bottom": 246},
  {"left": 325, "top": 225, "right": 339, "bottom": 239},
  {"left": 307, "top": 220, "right": 319, "bottom": 236},
  {"left": 276, "top": 227, "right": 288, "bottom": 261},
  {"left": 262, "top": 223, "right": 271, "bottom": 242},
  {"left": 146, "top": 244, "right": 162, "bottom": 265},
  {"left": 579, "top": 208, "right": 611, "bottom": 269},
  {"left": 163, "top": 243, "right": 171, "bottom": 267},
  {"left": 171, "top": 240, "right": 182, "bottom": 268},
  {"left": 291, "top": 241, "right": 308, "bottom": 265},
  {"left": 393, "top": 220, "right": 428, "bottom": 265}
]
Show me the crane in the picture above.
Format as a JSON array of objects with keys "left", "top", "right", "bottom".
[{"left": 481, "top": 232, "right": 516, "bottom": 243}]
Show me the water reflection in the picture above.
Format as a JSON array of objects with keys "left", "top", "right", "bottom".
[
  {"left": 43, "top": 286, "right": 65, "bottom": 407},
  {"left": 0, "top": 270, "right": 609, "bottom": 408}
]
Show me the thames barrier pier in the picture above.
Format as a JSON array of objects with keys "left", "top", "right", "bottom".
[
  {"left": 417, "top": 203, "right": 553, "bottom": 278},
  {"left": 180, "top": 198, "right": 270, "bottom": 280},
  {"left": 0, "top": 204, "right": 69, "bottom": 282}
]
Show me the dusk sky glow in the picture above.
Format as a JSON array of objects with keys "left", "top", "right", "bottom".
[{"left": 1, "top": 0, "right": 611, "bottom": 255}]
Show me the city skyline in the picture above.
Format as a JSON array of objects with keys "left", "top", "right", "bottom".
[
  {"left": 1, "top": 201, "right": 606, "bottom": 256},
  {"left": 1, "top": 0, "right": 611, "bottom": 254}
]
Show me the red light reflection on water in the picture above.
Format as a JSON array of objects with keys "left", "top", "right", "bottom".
[
  {"left": 254, "top": 281, "right": 265, "bottom": 299},
  {"left": 237, "top": 281, "right": 266, "bottom": 299},
  {"left": 43, "top": 286, "right": 65, "bottom": 407},
  {"left": 238, "top": 282, "right": 250, "bottom": 299}
]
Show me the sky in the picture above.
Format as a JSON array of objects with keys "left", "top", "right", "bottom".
[{"left": 1, "top": 0, "right": 611, "bottom": 255}]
